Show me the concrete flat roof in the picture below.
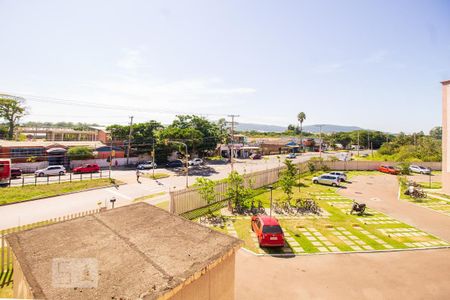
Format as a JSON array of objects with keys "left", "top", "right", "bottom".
[{"left": 7, "top": 203, "right": 242, "bottom": 299}]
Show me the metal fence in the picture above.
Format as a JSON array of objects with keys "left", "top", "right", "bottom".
[
  {"left": 8, "top": 170, "right": 107, "bottom": 187},
  {"left": 169, "top": 160, "right": 442, "bottom": 216},
  {"left": 0, "top": 208, "right": 101, "bottom": 287}
]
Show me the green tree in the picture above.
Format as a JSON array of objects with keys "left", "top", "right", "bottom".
[
  {"left": 0, "top": 95, "right": 27, "bottom": 139},
  {"left": 196, "top": 177, "right": 217, "bottom": 216},
  {"left": 279, "top": 159, "right": 297, "bottom": 204},
  {"left": 225, "top": 171, "right": 252, "bottom": 210},
  {"left": 429, "top": 126, "right": 442, "bottom": 140},
  {"left": 67, "top": 146, "right": 94, "bottom": 160}
]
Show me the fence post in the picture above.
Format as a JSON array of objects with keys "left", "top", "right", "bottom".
[
  {"left": 35, "top": 176, "right": 37, "bottom": 186},
  {"left": 47, "top": 175, "right": 49, "bottom": 185},
  {"left": 70, "top": 173, "right": 72, "bottom": 183},
  {"left": 100, "top": 170, "right": 102, "bottom": 178},
  {"left": 90, "top": 172, "right": 93, "bottom": 180},
  {"left": 80, "top": 174, "right": 82, "bottom": 181},
  {"left": 22, "top": 176, "right": 25, "bottom": 187},
  {"left": 1, "top": 233, "right": 4, "bottom": 274},
  {"left": 59, "top": 174, "right": 61, "bottom": 184}
]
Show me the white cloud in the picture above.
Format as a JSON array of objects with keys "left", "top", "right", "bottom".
[
  {"left": 363, "top": 50, "right": 389, "bottom": 64},
  {"left": 116, "top": 49, "right": 145, "bottom": 72}
]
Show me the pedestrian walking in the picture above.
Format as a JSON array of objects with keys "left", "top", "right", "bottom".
[{"left": 136, "top": 170, "right": 141, "bottom": 183}]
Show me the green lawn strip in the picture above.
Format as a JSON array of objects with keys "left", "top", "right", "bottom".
[
  {"left": 418, "top": 182, "right": 442, "bottom": 189},
  {"left": 141, "top": 173, "right": 170, "bottom": 180},
  {"left": 181, "top": 200, "right": 228, "bottom": 220},
  {"left": 154, "top": 201, "right": 169, "bottom": 211},
  {"left": 133, "top": 192, "right": 166, "bottom": 203},
  {"left": 0, "top": 178, "right": 121, "bottom": 205}
]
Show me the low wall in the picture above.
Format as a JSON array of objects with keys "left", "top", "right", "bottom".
[
  {"left": 318, "top": 161, "right": 441, "bottom": 171},
  {"left": 70, "top": 157, "right": 139, "bottom": 168},
  {"left": 12, "top": 161, "right": 48, "bottom": 173}
]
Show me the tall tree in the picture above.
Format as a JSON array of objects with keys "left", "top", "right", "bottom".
[
  {"left": 0, "top": 95, "right": 27, "bottom": 139},
  {"left": 297, "top": 112, "right": 306, "bottom": 150}
]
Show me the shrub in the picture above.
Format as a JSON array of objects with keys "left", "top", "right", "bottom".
[{"left": 67, "top": 146, "right": 94, "bottom": 160}]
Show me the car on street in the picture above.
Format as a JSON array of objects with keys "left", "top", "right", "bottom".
[
  {"left": 165, "top": 160, "right": 184, "bottom": 168},
  {"left": 72, "top": 164, "right": 100, "bottom": 174},
  {"left": 250, "top": 153, "right": 262, "bottom": 160},
  {"left": 409, "top": 165, "right": 431, "bottom": 174},
  {"left": 11, "top": 168, "right": 22, "bottom": 179},
  {"left": 251, "top": 215, "right": 285, "bottom": 247},
  {"left": 136, "top": 161, "right": 157, "bottom": 170},
  {"left": 188, "top": 158, "right": 204, "bottom": 166},
  {"left": 312, "top": 174, "right": 340, "bottom": 187},
  {"left": 328, "top": 171, "right": 347, "bottom": 182},
  {"left": 286, "top": 153, "right": 297, "bottom": 159},
  {"left": 35, "top": 165, "right": 66, "bottom": 177},
  {"left": 378, "top": 165, "right": 400, "bottom": 175}
]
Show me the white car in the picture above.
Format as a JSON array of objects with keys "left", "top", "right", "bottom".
[
  {"left": 409, "top": 165, "right": 431, "bottom": 174},
  {"left": 286, "top": 153, "right": 297, "bottom": 159},
  {"left": 137, "top": 161, "right": 157, "bottom": 170},
  {"left": 328, "top": 171, "right": 347, "bottom": 182},
  {"left": 188, "top": 158, "right": 204, "bottom": 166},
  {"left": 312, "top": 174, "right": 340, "bottom": 187},
  {"left": 35, "top": 165, "right": 66, "bottom": 177}
]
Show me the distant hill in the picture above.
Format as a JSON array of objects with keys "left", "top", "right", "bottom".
[
  {"left": 236, "top": 123, "right": 363, "bottom": 133},
  {"left": 302, "top": 124, "right": 364, "bottom": 133}
]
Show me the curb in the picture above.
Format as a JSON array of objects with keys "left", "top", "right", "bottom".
[{"left": 0, "top": 182, "right": 127, "bottom": 207}]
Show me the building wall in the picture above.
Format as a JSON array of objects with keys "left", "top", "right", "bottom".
[
  {"left": 169, "top": 253, "right": 236, "bottom": 300},
  {"left": 12, "top": 252, "right": 34, "bottom": 299},
  {"left": 443, "top": 81, "right": 450, "bottom": 194}
]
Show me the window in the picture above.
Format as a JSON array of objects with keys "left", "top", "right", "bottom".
[
  {"left": 262, "top": 225, "right": 282, "bottom": 234},
  {"left": 10, "top": 148, "right": 45, "bottom": 158}
]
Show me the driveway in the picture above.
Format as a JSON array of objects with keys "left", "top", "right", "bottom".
[
  {"left": 338, "top": 174, "right": 450, "bottom": 241},
  {"left": 236, "top": 248, "right": 450, "bottom": 299}
]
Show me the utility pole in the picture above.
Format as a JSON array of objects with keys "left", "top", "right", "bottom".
[
  {"left": 357, "top": 131, "right": 360, "bottom": 157},
  {"left": 126, "top": 116, "right": 134, "bottom": 165},
  {"left": 227, "top": 114, "right": 239, "bottom": 171},
  {"left": 367, "top": 131, "right": 370, "bottom": 150},
  {"left": 316, "top": 125, "right": 324, "bottom": 158},
  {"left": 152, "top": 139, "right": 156, "bottom": 178}
]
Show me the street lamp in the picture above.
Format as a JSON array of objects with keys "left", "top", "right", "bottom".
[
  {"left": 166, "top": 140, "right": 189, "bottom": 188},
  {"left": 268, "top": 185, "right": 274, "bottom": 217}
]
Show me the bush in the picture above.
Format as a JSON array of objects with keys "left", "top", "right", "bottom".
[{"left": 67, "top": 146, "right": 94, "bottom": 160}]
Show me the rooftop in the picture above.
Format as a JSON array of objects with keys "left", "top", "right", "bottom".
[{"left": 7, "top": 203, "right": 242, "bottom": 299}]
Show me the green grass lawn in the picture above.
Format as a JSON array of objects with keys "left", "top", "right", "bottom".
[
  {"left": 418, "top": 182, "right": 442, "bottom": 189},
  {"left": 141, "top": 172, "right": 170, "bottom": 180},
  {"left": 133, "top": 192, "right": 166, "bottom": 203},
  {"left": 155, "top": 201, "right": 169, "bottom": 211},
  {"left": 0, "top": 178, "right": 121, "bottom": 206}
]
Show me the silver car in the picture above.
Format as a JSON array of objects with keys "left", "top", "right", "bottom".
[
  {"left": 35, "top": 165, "right": 66, "bottom": 177},
  {"left": 328, "top": 171, "right": 347, "bottom": 182},
  {"left": 409, "top": 165, "right": 431, "bottom": 174},
  {"left": 312, "top": 174, "right": 340, "bottom": 187}
]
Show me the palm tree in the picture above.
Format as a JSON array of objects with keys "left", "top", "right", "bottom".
[{"left": 297, "top": 112, "right": 306, "bottom": 152}]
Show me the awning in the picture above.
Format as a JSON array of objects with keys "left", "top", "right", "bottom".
[{"left": 46, "top": 147, "right": 67, "bottom": 153}]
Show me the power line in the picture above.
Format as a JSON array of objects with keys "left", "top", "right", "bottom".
[{"left": 9, "top": 92, "right": 230, "bottom": 118}]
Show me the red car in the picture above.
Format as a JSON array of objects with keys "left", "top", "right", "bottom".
[
  {"left": 251, "top": 215, "right": 285, "bottom": 247},
  {"left": 378, "top": 165, "right": 399, "bottom": 175},
  {"left": 73, "top": 164, "right": 100, "bottom": 174}
]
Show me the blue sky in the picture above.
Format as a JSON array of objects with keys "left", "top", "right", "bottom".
[{"left": 0, "top": 0, "right": 449, "bottom": 133}]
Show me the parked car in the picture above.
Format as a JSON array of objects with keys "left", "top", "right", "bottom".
[
  {"left": 73, "top": 164, "right": 100, "bottom": 174},
  {"left": 188, "top": 158, "right": 204, "bottom": 166},
  {"left": 250, "top": 153, "right": 262, "bottom": 160},
  {"left": 409, "top": 165, "right": 431, "bottom": 174},
  {"left": 286, "top": 153, "right": 297, "bottom": 159},
  {"left": 10, "top": 168, "right": 22, "bottom": 179},
  {"left": 312, "top": 174, "right": 340, "bottom": 187},
  {"left": 35, "top": 165, "right": 66, "bottom": 177},
  {"left": 328, "top": 171, "right": 347, "bottom": 182},
  {"left": 251, "top": 215, "right": 285, "bottom": 247},
  {"left": 165, "top": 160, "right": 184, "bottom": 168},
  {"left": 378, "top": 165, "right": 400, "bottom": 175},
  {"left": 136, "top": 161, "right": 157, "bottom": 170}
]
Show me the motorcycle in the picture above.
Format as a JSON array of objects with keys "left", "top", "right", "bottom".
[{"left": 350, "top": 201, "right": 366, "bottom": 215}]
